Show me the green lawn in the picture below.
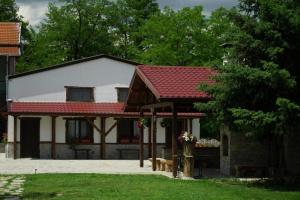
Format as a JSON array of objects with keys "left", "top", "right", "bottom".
[{"left": 19, "top": 174, "right": 300, "bottom": 200}]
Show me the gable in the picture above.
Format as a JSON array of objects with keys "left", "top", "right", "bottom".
[{"left": 8, "top": 56, "right": 138, "bottom": 102}]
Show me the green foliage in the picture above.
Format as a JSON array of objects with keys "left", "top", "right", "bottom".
[
  {"left": 196, "top": 0, "right": 300, "bottom": 139},
  {"left": 109, "top": 0, "right": 159, "bottom": 59},
  {"left": 137, "top": 6, "right": 225, "bottom": 66},
  {"left": 17, "top": 0, "right": 116, "bottom": 72},
  {"left": 0, "top": 0, "right": 18, "bottom": 21}
]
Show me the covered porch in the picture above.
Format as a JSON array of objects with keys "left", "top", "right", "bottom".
[
  {"left": 7, "top": 102, "right": 202, "bottom": 160},
  {"left": 125, "top": 65, "right": 216, "bottom": 178}
]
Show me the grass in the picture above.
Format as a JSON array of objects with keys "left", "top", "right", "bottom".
[{"left": 20, "top": 174, "right": 300, "bottom": 200}]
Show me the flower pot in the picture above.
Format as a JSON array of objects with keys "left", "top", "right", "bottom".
[{"left": 183, "top": 143, "right": 194, "bottom": 156}]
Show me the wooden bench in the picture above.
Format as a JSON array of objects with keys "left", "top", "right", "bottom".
[
  {"left": 165, "top": 160, "right": 173, "bottom": 172},
  {"left": 235, "top": 165, "right": 266, "bottom": 177},
  {"left": 149, "top": 158, "right": 170, "bottom": 171},
  {"left": 116, "top": 149, "right": 139, "bottom": 159},
  {"left": 73, "top": 148, "right": 91, "bottom": 159}
]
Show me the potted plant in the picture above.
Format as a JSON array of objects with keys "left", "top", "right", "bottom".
[
  {"left": 178, "top": 132, "right": 197, "bottom": 156},
  {"left": 137, "top": 118, "right": 150, "bottom": 128}
]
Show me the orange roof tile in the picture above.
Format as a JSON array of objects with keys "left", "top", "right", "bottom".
[{"left": 0, "top": 22, "right": 21, "bottom": 56}]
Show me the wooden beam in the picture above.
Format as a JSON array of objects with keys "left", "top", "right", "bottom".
[
  {"left": 105, "top": 122, "right": 117, "bottom": 136},
  {"left": 101, "top": 117, "right": 106, "bottom": 159},
  {"left": 139, "top": 118, "right": 144, "bottom": 167},
  {"left": 51, "top": 116, "right": 57, "bottom": 159},
  {"left": 141, "top": 102, "right": 174, "bottom": 110},
  {"left": 13, "top": 116, "right": 17, "bottom": 159},
  {"left": 151, "top": 110, "right": 157, "bottom": 171},
  {"left": 172, "top": 108, "right": 178, "bottom": 178},
  {"left": 189, "top": 119, "right": 193, "bottom": 134},
  {"left": 148, "top": 118, "right": 152, "bottom": 158},
  {"left": 85, "top": 117, "right": 102, "bottom": 134}
]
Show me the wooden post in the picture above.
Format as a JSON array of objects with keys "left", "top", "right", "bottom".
[
  {"left": 139, "top": 117, "right": 144, "bottom": 167},
  {"left": 148, "top": 118, "right": 152, "bottom": 158},
  {"left": 151, "top": 110, "right": 157, "bottom": 171},
  {"left": 189, "top": 119, "right": 193, "bottom": 134},
  {"left": 13, "top": 115, "right": 17, "bottom": 159},
  {"left": 172, "top": 108, "right": 178, "bottom": 177},
  {"left": 51, "top": 116, "right": 57, "bottom": 159},
  {"left": 101, "top": 117, "right": 106, "bottom": 159}
]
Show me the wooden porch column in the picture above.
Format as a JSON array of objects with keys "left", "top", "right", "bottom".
[
  {"left": 151, "top": 110, "right": 157, "bottom": 171},
  {"left": 189, "top": 119, "right": 193, "bottom": 134},
  {"left": 172, "top": 108, "right": 178, "bottom": 177},
  {"left": 51, "top": 116, "right": 57, "bottom": 159},
  {"left": 139, "top": 116, "right": 144, "bottom": 167},
  {"left": 100, "top": 117, "right": 106, "bottom": 159},
  {"left": 13, "top": 115, "right": 17, "bottom": 159},
  {"left": 148, "top": 118, "right": 152, "bottom": 158}
]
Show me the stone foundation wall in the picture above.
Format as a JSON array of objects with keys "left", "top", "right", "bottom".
[
  {"left": 220, "top": 126, "right": 268, "bottom": 176},
  {"left": 0, "top": 143, "right": 5, "bottom": 153},
  {"left": 6, "top": 143, "right": 165, "bottom": 160},
  {"left": 285, "top": 132, "right": 300, "bottom": 175}
]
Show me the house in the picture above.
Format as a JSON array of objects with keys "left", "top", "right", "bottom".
[
  {"left": 0, "top": 22, "right": 21, "bottom": 140},
  {"left": 5, "top": 55, "right": 206, "bottom": 160}
]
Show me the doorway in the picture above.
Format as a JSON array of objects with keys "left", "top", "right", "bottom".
[{"left": 20, "top": 118, "right": 40, "bottom": 158}]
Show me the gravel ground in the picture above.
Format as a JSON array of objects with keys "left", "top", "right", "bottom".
[{"left": 0, "top": 157, "right": 172, "bottom": 177}]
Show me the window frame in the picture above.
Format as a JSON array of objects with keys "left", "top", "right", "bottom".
[
  {"left": 65, "top": 86, "right": 95, "bottom": 102},
  {"left": 65, "top": 117, "right": 94, "bottom": 144},
  {"left": 115, "top": 87, "right": 129, "bottom": 102},
  {"left": 116, "top": 118, "right": 140, "bottom": 144}
]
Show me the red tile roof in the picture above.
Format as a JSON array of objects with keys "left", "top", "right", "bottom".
[
  {"left": 9, "top": 102, "right": 127, "bottom": 115},
  {"left": 136, "top": 65, "right": 216, "bottom": 100},
  {"left": 0, "top": 22, "right": 21, "bottom": 56},
  {"left": 9, "top": 102, "right": 204, "bottom": 118}
]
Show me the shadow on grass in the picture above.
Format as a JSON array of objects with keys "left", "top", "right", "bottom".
[
  {"left": 248, "top": 179, "right": 300, "bottom": 192},
  {"left": 212, "top": 177, "right": 300, "bottom": 192},
  {"left": 22, "top": 192, "right": 59, "bottom": 199}
]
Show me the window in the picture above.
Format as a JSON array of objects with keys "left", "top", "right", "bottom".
[
  {"left": 222, "top": 135, "right": 229, "bottom": 156},
  {"left": 116, "top": 87, "right": 129, "bottom": 102},
  {"left": 66, "top": 86, "right": 94, "bottom": 102},
  {"left": 66, "top": 118, "right": 93, "bottom": 144},
  {"left": 117, "top": 119, "right": 140, "bottom": 144}
]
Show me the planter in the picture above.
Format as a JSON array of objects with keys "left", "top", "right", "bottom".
[
  {"left": 183, "top": 143, "right": 194, "bottom": 156},
  {"left": 183, "top": 143, "right": 195, "bottom": 177}
]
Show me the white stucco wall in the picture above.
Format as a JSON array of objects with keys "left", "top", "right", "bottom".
[
  {"left": 7, "top": 115, "right": 167, "bottom": 144},
  {"left": 7, "top": 115, "right": 52, "bottom": 142},
  {"left": 8, "top": 58, "right": 135, "bottom": 102},
  {"left": 192, "top": 119, "right": 200, "bottom": 139}
]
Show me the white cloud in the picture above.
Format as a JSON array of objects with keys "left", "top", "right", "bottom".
[{"left": 17, "top": 1, "right": 50, "bottom": 26}]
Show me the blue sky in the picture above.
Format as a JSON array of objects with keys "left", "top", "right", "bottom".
[{"left": 16, "top": 0, "right": 238, "bottom": 26}]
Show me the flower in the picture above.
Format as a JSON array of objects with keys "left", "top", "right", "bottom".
[{"left": 178, "top": 131, "right": 197, "bottom": 143}]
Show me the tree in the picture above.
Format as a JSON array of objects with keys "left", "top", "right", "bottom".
[
  {"left": 137, "top": 6, "right": 226, "bottom": 66},
  {"left": 109, "top": 0, "right": 159, "bottom": 59},
  {"left": 196, "top": 0, "right": 300, "bottom": 173},
  {"left": 17, "top": 0, "right": 115, "bottom": 71},
  {"left": 0, "top": 0, "right": 19, "bottom": 21}
]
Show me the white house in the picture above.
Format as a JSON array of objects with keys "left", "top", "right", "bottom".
[{"left": 6, "top": 55, "right": 201, "bottom": 159}]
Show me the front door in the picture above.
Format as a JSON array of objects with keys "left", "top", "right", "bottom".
[{"left": 20, "top": 118, "right": 40, "bottom": 158}]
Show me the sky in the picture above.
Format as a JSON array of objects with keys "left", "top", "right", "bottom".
[{"left": 16, "top": 0, "right": 238, "bottom": 26}]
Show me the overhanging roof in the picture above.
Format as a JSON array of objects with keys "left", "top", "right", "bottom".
[
  {"left": 125, "top": 65, "right": 216, "bottom": 111},
  {"left": 8, "top": 102, "right": 204, "bottom": 118}
]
